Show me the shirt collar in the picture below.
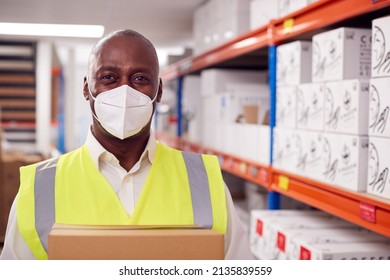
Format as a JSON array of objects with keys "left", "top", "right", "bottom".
[{"left": 85, "top": 127, "right": 157, "bottom": 169}]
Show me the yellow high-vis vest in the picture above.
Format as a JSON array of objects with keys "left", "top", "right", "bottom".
[{"left": 16, "top": 142, "right": 227, "bottom": 260}]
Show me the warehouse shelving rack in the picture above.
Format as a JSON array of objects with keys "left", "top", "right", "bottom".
[{"left": 157, "top": 0, "right": 390, "bottom": 237}]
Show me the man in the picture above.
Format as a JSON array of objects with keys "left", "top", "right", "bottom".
[{"left": 0, "top": 29, "right": 253, "bottom": 260}]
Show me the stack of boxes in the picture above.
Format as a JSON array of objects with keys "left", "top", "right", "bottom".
[
  {"left": 183, "top": 68, "right": 271, "bottom": 165},
  {"left": 273, "top": 40, "right": 312, "bottom": 175},
  {"left": 250, "top": 210, "right": 390, "bottom": 260},
  {"left": 274, "top": 26, "right": 373, "bottom": 193},
  {"left": 194, "top": 0, "right": 321, "bottom": 54},
  {"left": 250, "top": 0, "right": 319, "bottom": 30},
  {"left": 193, "top": 0, "right": 252, "bottom": 55},
  {"left": 367, "top": 16, "right": 390, "bottom": 200}
]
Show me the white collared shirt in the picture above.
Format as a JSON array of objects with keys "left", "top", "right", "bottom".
[{"left": 0, "top": 129, "right": 254, "bottom": 260}]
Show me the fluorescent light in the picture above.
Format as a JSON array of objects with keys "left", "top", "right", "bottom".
[{"left": 0, "top": 22, "right": 105, "bottom": 38}]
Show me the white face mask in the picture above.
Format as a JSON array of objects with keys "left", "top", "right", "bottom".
[{"left": 89, "top": 84, "right": 157, "bottom": 140}]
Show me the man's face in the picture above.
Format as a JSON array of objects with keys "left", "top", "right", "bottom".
[{"left": 88, "top": 35, "right": 160, "bottom": 101}]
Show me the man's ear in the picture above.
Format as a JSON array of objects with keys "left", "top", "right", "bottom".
[
  {"left": 157, "top": 78, "right": 163, "bottom": 103},
  {"left": 83, "top": 76, "right": 89, "bottom": 101}
]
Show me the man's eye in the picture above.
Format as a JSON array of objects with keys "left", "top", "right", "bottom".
[
  {"left": 134, "top": 76, "right": 149, "bottom": 82},
  {"left": 101, "top": 74, "right": 114, "bottom": 80}
]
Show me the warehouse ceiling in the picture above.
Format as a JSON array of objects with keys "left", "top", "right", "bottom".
[{"left": 0, "top": 0, "right": 206, "bottom": 50}]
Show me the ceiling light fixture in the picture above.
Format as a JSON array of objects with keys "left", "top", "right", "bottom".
[{"left": 0, "top": 22, "right": 105, "bottom": 38}]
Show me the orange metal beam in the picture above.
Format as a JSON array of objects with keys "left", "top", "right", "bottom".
[{"left": 272, "top": 0, "right": 390, "bottom": 44}]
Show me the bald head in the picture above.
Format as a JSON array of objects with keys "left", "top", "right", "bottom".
[{"left": 88, "top": 29, "right": 159, "bottom": 77}]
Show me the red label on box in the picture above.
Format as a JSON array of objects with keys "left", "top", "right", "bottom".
[
  {"left": 256, "top": 219, "right": 263, "bottom": 236},
  {"left": 359, "top": 202, "right": 376, "bottom": 223},
  {"left": 277, "top": 232, "right": 286, "bottom": 252},
  {"left": 300, "top": 246, "right": 311, "bottom": 260}
]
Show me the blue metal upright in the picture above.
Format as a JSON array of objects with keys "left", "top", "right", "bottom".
[
  {"left": 268, "top": 45, "right": 280, "bottom": 210},
  {"left": 176, "top": 76, "right": 184, "bottom": 137},
  {"left": 57, "top": 70, "right": 65, "bottom": 154}
]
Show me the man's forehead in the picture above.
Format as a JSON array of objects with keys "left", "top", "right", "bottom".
[{"left": 91, "top": 36, "right": 155, "bottom": 62}]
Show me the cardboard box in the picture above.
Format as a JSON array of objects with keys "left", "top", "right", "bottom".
[
  {"left": 324, "top": 79, "right": 369, "bottom": 135},
  {"left": 304, "top": 131, "right": 325, "bottom": 181},
  {"left": 371, "top": 15, "right": 390, "bottom": 78},
  {"left": 48, "top": 224, "right": 224, "bottom": 260},
  {"left": 276, "top": 86, "right": 297, "bottom": 128},
  {"left": 367, "top": 136, "right": 390, "bottom": 199},
  {"left": 318, "top": 132, "right": 339, "bottom": 186},
  {"left": 250, "top": 0, "right": 278, "bottom": 30},
  {"left": 296, "top": 83, "right": 325, "bottom": 131},
  {"left": 277, "top": 41, "right": 312, "bottom": 86},
  {"left": 299, "top": 241, "right": 390, "bottom": 260},
  {"left": 250, "top": 210, "right": 329, "bottom": 259},
  {"left": 272, "top": 128, "right": 306, "bottom": 175},
  {"left": 335, "top": 134, "right": 368, "bottom": 192},
  {"left": 182, "top": 76, "right": 202, "bottom": 144},
  {"left": 369, "top": 77, "right": 390, "bottom": 138},
  {"left": 312, "top": 27, "right": 371, "bottom": 82},
  {"left": 201, "top": 69, "right": 268, "bottom": 96},
  {"left": 240, "top": 124, "right": 270, "bottom": 164},
  {"left": 278, "top": 0, "right": 317, "bottom": 18},
  {"left": 278, "top": 227, "right": 389, "bottom": 260},
  {"left": 249, "top": 210, "right": 355, "bottom": 260}
]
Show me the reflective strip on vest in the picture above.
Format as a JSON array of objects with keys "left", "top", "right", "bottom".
[
  {"left": 182, "top": 152, "right": 213, "bottom": 229},
  {"left": 33, "top": 151, "right": 214, "bottom": 251},
  {"left": 34, "top": 157, "right": 58, "bottom": 252}
]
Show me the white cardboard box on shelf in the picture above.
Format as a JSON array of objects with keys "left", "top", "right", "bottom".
[
  {"left": 324, "top": 79, "right": 370, "bottom": 135},
  {"left": 241, "top": 124, "right": 270, "bottom": 165},
  {"left": 272, "top": 127, "right": 307, "bottom": 175},
  {"left": 250, "top": 210, "right": 356, "bottom": 260},
  {"left": 249, "top": 210, "right": 330, "bottom": 259},
  {"left": 258, "top": 125, "right": 270, "bottom": 165},
  {"left": 201, "top": 69, "right": 268, "bottom": 96},
  {"left": 303, "top": 131, "right": 325, "bottom": 181},
  {"left": 250, "top": 0, "right": 278, "bottom": 30},
  {"left": 183, "top": 76, "right": 203, "bottom": 144},
  {"left": 193, "top": 2, "right": 208, "bottom": 55},
  {"left": 371, "top": 15, "right": 390, "bottom": 78},
  {"left": 369, "top": 77, "right": 390, "bottom": 138},
  {"left": 318, "top": 132, "right": 340, "bottom": 186},
  {"left": 205, "top": 0, "right": 251, "bottom": 47},
  {"left": 296, "top": 82, "right": 325, "bottom": 131},
  {"left": 312, "top": 27, "right": 371, "bottom": 82},
  {"left": 276, "top": 86, "right": 297, "bottom": 128},
  {"left": 278, "top": 0, "right": 317, "bottom": 18},
  {"left": 367, "top": 136, "right": 390, "bottom": 200},
  {"left": 276, "top": 41, "right": 312, "bottom": 86},
  {"left": 299, "top": 241, "right": 390, "bottom": 260},
  {"left": 276, "top": 227, "right": 389, "bottom": 260},
  {"left": 335, "top": 134, "right": 368, "bottom": 192}
]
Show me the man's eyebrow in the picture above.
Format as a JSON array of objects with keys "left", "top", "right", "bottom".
[
  {"left": 96, "top": 65, "right": 120, "bottom": 72},
  {"left": 96, "top": 65, "right": 154, "bottom": 75}
]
